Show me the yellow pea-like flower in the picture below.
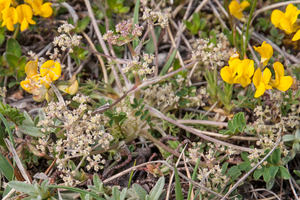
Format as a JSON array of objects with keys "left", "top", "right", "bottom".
[
  {"left": 220, "top": 59, "right": 241, "bottom": 84},
  {"left": 40, "top": 60, "right": 62, "bottom": 81},
  {"left": 234, "top": 59, "right": 254, "bottom": 87},
  {"left": 0, "top": 0, "right": 11, "bottom": 21},
  {"left": 270, "top": 62, "right": 293, "bottom": 92},
  {"left": 253, "top": 41, "right": 273, "bottom": 66},
  {"left": 271, "top": 4, "right": 300, "bottom": 41},
  {"left": 16, "top": 4, "right": 36, "bottom": 31},
  {"left": 2, "top": 7, "right": 18, "bottom": 31},
  {"left": 25, "top": 0, "right": 53, "bottom": 18},
  {"left": 253, "top": 68, "right": 272, "bottom": 98},
  {"left": 229, "top": 0, "right": 250, "bottom": 20}
]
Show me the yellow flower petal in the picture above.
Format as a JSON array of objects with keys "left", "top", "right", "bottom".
[
  {"left": 240, "top": 1, "right": 250, "bottom": 9},
  {"left": 221, "top": 66, "right": 235, "bottom": 84},
  {"left": 253, "top": 68, "right": 261, "bottom": 88},
  {"left": 253, "top": 41, "right": 273, "bottom": 66},
  {"left": 254, "top": 82, "right": 266, "bottom": 98},
  {"left": 40, "top": 60, "right": 61, "bottom": 81},
  {"left": 273, "top": 62, "right": 284, "bottom": 77},
  {"left": 271, "top": 9, "right": 284, "bottom": 28},
  {"left": 276, "top": 76, "right": 293, "bottom": 91},
  {"left": 279, "top": 16, "right": 294, "bottom": 34},
  {"left": 262, "top": 68, "right": 272, "bottom": 85},
  {"left": 25, "top": 60, "right": 39, "bottom": 77},
  {"left": 292, "top": 30, "right": 300, "bottom": 41},
  {"left": 39, "top": 2, "right": 52, "bottom": 18}
]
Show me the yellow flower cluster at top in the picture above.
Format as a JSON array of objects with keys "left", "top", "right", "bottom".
[
  {"left": 220, "top": 42, "right": 293, "bottom": 98},
  {"left": 271, "top": 4, "right": 300, "bottom": 41},
  {"left": 21, "top": 59, "right": 61, "bottom": 102},
  {"left": 0, "top": 0, "right": 52, "bottom": 32}
]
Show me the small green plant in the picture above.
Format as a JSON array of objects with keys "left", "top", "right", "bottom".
[
  {"left": 220, "top": 112, "right": 248, "bottom": 135},
  {"left": 283, "top": 129, "right": 300, "bottom": 160},
  {"left": 183, "top": 13, "right": 207, "bottom": 37},
  {"left": 8, "top": 179, "right": 54, "bottom": 200},
  {"left": 267, "top": 27, "right": 285, "bottom": 45},
  {"left": 239, "top": 148, "right": 291, "bottom": 190}
]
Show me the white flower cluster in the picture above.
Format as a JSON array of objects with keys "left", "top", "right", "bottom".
[
  {"left": 142, "top": 7, "right": 169, "bottom": 28},
  {"left": 36, "top": 95, "right": 113, "bottom": 185},
  {"left": 53, "top": 23, "right": 82, "bottom": 53},
  {"left": 191, "top": 33, "right": 229, "bottom": 68},
  {"left": 197, "top": 164, "right": 229, "bottom": 194},
  {"left": 122, "top": 53, "right": 155, "bottom": 77},
  {"left": 141, "top": 75, "right": 205, "bottom": 109},
  {"left": 0, "top": 87, "right": 7, "bottom": 97}
]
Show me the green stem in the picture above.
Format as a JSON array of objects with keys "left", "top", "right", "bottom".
[
  {"left": 187, "top": 157, "right": 201, "bottom": 200},
  {"left": 244, "top": 0, "right": 258, "bottom": 55},
  {"left": 257, "top": 96, "right": 261, "bottom": 106},
  {"left": 12, "top": 24, "right": 20, "bottom": 39},
  {"left": 241, "top": 22, "right": 247, "bottom": 59}
]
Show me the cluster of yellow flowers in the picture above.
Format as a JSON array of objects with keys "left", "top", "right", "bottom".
[
  {"left": 271, "top": 4, "right": 300, "bottom": 41},
  {"left": 220, "top": 42, "right": 293, "bottom": 98},
  {"left": 0, "top": 0, "right": 52, "bottom": 31},
  {"left": 20, "top": 59, "right": 61, "bottom": 101}
]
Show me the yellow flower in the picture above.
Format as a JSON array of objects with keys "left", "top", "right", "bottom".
[
  {"left": 40, "top": 60, "right": 61, "bottom": 81},
  {"left": 2, "top": 7, "right": 18, "bottom": 31},
  {"left": 20, "top": 60, "right": 40, "bottom": 93},
  {"left": 253, "top": 68, "right": 272, "bottom": 98},
  {"left": 25, "top": 0, "right": 53, "bottom": 18},
  {"left": 270, "top": 62, "right": 293, "bottom": 91},
  {"left": 271, "top": 4, "right": 300, "bottom": 41},
  {"left": 57, "top": 75, "right": 79, "bottom": 95},
  {"left": 0, "top": 0, "right": 11, "bottom": 21},
  {"left": 229, "top": 0, "right": 250, "bottom": 20},
  {"left": 253, "top": 41, "right": 273, "bottom": 66},
  {"left": 233, "top": 59, "right": 254, "bottom": 87},
  {"left": 16, "top": 4, "right": 36, "bottom": 31},
  {"left": 221, "top": 58, "right": 241, "bottom": 84}
]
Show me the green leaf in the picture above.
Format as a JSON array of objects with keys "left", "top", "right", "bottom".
[
  {"left": 283, "top": 134, "right": 295, "bottom": 142},
  {"left": 238, "top": 161, "right": 251, "bottom": 171},
  {"left": 135, "top": 111, "right": 142, "bottom": 116},
  {"left": 266, "top": 177, "right": 275, "bottom": 190},
  {"left": 112, "top": 186, "right": 120, "bottom": 200},
  {"left": 149, "top": 176, "right": 165, "bottom": 200},
  {"left": 254, "top": 166, "right": 265, "bottom": 180},
  {"left": 133, "top": 0, "right": 140, "bottom": 49},
  {"left": 270, "top": 28, "right": 278, "bottom": 37},
  {"left": 133, "top": 184, "right": 147, "bottom": 200},
  {"left": 8, "top": 181, "right": 37, "bottom": 195},
  {"left": 0, "top": 153, "right": 14, "bottom": 181},
  {"left": 159, "top": 49, "right": 177, "bottom": 76},
  {"left": 6, "top": 38, "right": 22, "bottom": 58},
  {"left": 271, "top": 148, "right": 281, "bottom": 165},
  {"left": 294, "top": 170, "right": 300, "bottom": 178},
  {"left": 241, "top": 152, "right": 249, "bottom": 161},
  {"left": 49, "top": 185, "right": 105, "bottom": 200},
  {"left": 221, "top": 162, "right": 229, "bottom": 174},
  {"left": 263, "top": 167, "right": 271, "bottom": 182},
  {"left": 4, "top": 52, "right": 19, "bottom": 69},
  {"left": 120, "top": 188, "right": 127, "bottom": 200},
  {"left": 174, "top": 168, "right": 184, "bottom": 200},
  {"left": 279, "top": 165, "right": 291, "bottom": 179},
  {"left": 269, "top": 166, "right": 279, "bottom": 178}
]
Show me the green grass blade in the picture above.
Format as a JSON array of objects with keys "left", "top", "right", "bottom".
[
  {"left": 174, "top": 167, "right": 184, "bottom": 200},
  {"left": 133, "top": 0, "right": 140, "bottom": 49},
  {"left": 0, "top": 113, "right": 15, "bottom": 148},
  {"left": 187, "top": 157, "right": 200, "bottom": 200},
  {"left": 0, "top": 153, "right": 14, "bottom": 181},
  {"left": 159, "top": 49, "right": 177, "bottom": 76},
  {"left": 127, "top": 159, "right": 136, "bottom": 189}
]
